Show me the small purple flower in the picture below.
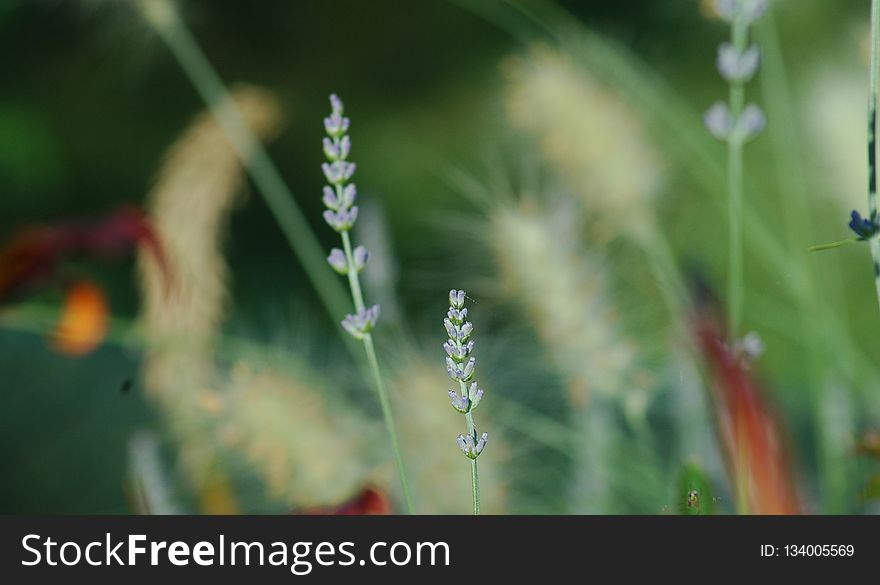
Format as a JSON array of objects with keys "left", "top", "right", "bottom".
[
  {"left": 322, "top": 186, "right": 340, "bottom": 210},
  {"left": 849, "top": 210, "right": 878, "bottom": 240},
  {"left": 353, "top": 245, "right": 369, "bottom": 272},
  {"left": 735, "top": 104, "right": 766, "bottom": 141},
  {"left": 339, "top": 135, "right": 351, "bottom": 160},
  {"left": 443, "top": 339, "right": 474, "bottom": 362},
  {"left": 327, "top": 248, "right": 348, "bottom": 274},
  {"left": 449, "top": 289, "right": 466, "bottom": 310},
  {"left": 443, "top": 318, "right": 457, "bottom": 340},
  {"left": 324, "top": 94, "right": 350, "bottom": 138},
  {"left": 341, "top": 305, "right": 380, "bottom": 340},
  {"left": 447, "top": 307, "right": 468, "bottom": 325},
  {"left": 717, "top": 43, "right": 760, "bottom": 83},
  {"left": 456, "top": 432, "right": 488, "bottom": 459},
  {"left": 322, "top": 161, "right": 357, "bottom": 185},
  {"left": 467, "top": 382, "right": 484, "bottom": 408},
  {"left": 323, "top": 137, "right": 340, "bottom": 161},
  {"left": 323, "top": 206, "right": 359, "bottom": 232},
  {"left": 340, "top": 184, "right": 357, "bottom": 208},
  {"left": 448, "top": 389, "right": 469, "bottom": 413},
  {"left": 704, "top": 102, "right": 732, "bottom": 140},
  {"left": 329, "top": 93, "right": 343, "bottom": 115}
]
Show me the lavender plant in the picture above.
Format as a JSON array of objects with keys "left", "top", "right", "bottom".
[
  {"left": 322, "top": 94, "right": 414, "bottom": 513},
  {"left": 810, "top": 0, "right": 880, "bottom": 315},
  {"left": 444, "top": 289, "right": 488, "bottom": 515},
  {"left": 704, "top": 0, "right": 767, "bottom": 341}
]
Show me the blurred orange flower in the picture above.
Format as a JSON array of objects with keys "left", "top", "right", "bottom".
[
  {"left": 49, "top": 281, "right": 108, "bottom": 356},
  {"left": 693, "top": 300, "right": 801, "bottom": 515}
]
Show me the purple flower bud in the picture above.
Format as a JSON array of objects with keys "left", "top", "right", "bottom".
[
  {"left": 462, "top": 357, "right": 476, "bottom": 381},
  {"left": 475, "top": 432, "right": 488, "bottom": 455},
  {"left": 459, "top": 322, "right": 473, "bottom": 341},
  {"left": 322, "top": 161, "right": 356, "bottom": 185},
  {"left": 447, "top": 307, "right": 468, "bottom": 325},
  {"left": 353, "top": 245, "right": 369, "bottom": 271},
  {"left": 322, "top": 186, "right": 339, "bottom": 210},
  {"left": 349, "top": 205, "right": 360, "bottom": 225},
  {"left": 341, "top": 305, "right": 380, "bottom": 340},
  {"left": 323, "top": 209, "right": 340, "bottom": 230},
  {"left": 339, "top": 135, "right": 351, "bottom": 160},
  {"left": 329, "top": 93, "right": 343, "bottom": 115},
  {"left": 736, "top": 104, "right": 766, "bottom": 141},
  {"left": 448, "top": 390, "right": 469, "bottom": 413},
  {"left": 470, "top": 387, "right": 484, "bottom": 409},
  {"left": 704, "top": 102, "right": 732, "bottom": 141},
  {"left": 327, "top": 248, "right": 348, "bottom": 274},
  {"left": 446, "top": 357, "right": 460, "bottom": 380},
  {"left": 340, "top": 184, "right": 357, "bottom": 208},
  {"left": 323, "top": 137, "right": 339, "bottom": 160},
  {"left": 717, "top": 43, "right": 760, "bottom": 83},
  {"left": 321, "top": 162, "right": 336, "bottom": 184},
  {"left": 456, "top": 435, "right": 468, "bottom": 454},
  {"left": 343, "top": 161, "right": 356, "bottom": 181},
  {"left": 323, "top": 207, "right": 358, "bottom": 232},
  {"left": 444, "top": 318, "right": 457, "bottom": 340},
  {"left": 449, "top": 289, "right": 465, "bottom": 309}
]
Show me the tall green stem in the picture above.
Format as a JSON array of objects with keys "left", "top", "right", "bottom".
[
  {"left": 341, "top": 231, "right": 414, "bottom": 514},
  {"left": 868, "top": 0, "right": 880, "bottom": 314},
  {"left": 727, "top": 16, "right": 749, "bottom": 343},
  {"left": 461, "top": 380, "right": 481, "bottom": 515}
]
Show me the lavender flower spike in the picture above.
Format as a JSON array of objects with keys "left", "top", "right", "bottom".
[
  {"left": 703, "top": 0, "right": 766, "bottom": 339},
  {"left": 443, "top": 289, "right": 488, "bottom": 513},
  {"left": 321, "top": 95, "right": 361, "bottom": 235},
  {"left": 318, "top": 94, "right": 413, "bottom": 511}
]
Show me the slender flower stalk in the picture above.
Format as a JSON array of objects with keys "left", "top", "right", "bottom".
[
  {"left": 704, "top": 0, "right": 767, "bottom": 342},
  {"left": 809, "top": 0, "right": 880, "bottom": 315},
  {"left": 444, "top": 289, "right": 488, "bottom": 515},
  {"left": 321, "top": 95, "right": 414, "bottom": 514},
  {"left": 868, "top": 0, "right": 880, "bottom": 312}
]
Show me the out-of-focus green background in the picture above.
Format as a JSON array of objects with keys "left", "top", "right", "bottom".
[{"left": 2, "top": 0, "right": 879, "bottom": 514}]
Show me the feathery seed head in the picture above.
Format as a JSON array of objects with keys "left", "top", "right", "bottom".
[{"left": 504, "top": 47, "right": 664, "bottom": 228}]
